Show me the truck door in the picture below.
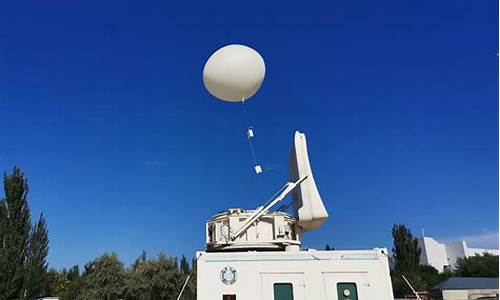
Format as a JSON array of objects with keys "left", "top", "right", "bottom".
[{"left": 261, "top": 273, "right": 305, "bottom": 300}]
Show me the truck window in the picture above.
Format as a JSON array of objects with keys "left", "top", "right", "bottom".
[
  {"left": 222, "top": 294, "right": 236, "bottom": 300},
  {"left": 274, "top": 283, "right": 294, "bottom": 300},
  {"left": 337, "top": 282, "right": 358, "bottom": 300}
]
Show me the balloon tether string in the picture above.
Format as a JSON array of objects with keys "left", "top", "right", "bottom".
[{"left": 241, "top": 99, "right": 261, "bottom": 173}]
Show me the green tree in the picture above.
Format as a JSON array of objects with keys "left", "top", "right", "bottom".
[
  {"left": 64, "top": 273, "right": 84, "bottom": 300},
  {"left": 455, "top": 253, "right": 499, "bottom": 277},
  {"left": 391, "top": 271, "right": 427, "bottom": 298},
  {"left": 124, "top": 252, "right": 183, "bottom": 300},
  {"left": 145, "top": 253, "right": 180, "bottom": 300},
  {"left": 179, "top": 255, "right": 190, "bottom": 274},
  {"left": 123, "top": 252, "right": 153, "bottom": 300},
  {"left": 391, "top": 224, "right": 425, "bottom": 297},
  {"left": 46, "top": 266, "right": 84, "bottom": 300},
  {"left": 21, "top": 214, "right": 49, "bottom": 299},
  {"left": 46, "top": 269, "right": 71, "bottom": 298},
  {"left": 66, "top": 265, "right": 81, "bottom": 281},
  {"left": 392, "top": 224, "right": 421, "bottom": 273},
  {"left": 419, "top": 265, "right": 450, "bottom": 289},
  {"left": 79, "top": 253, "right": 126, "bottom": 300},
  {"left": 0, "top": 167, "right": 32, "bottom": 300},
  {"left": 176, "top": 255, "right": 196, "bottom": 300},
  {"left": 180, "top": 257, "right": 197, "bottom": 300},
  {"left": 45, "top": 252, "right": 198, "bottom": 300}
]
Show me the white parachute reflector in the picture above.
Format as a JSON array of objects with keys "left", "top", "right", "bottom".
[{"left": 289, "top": 131, "right": 328, "bottom": 231}]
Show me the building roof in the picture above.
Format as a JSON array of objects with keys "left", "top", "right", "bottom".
[{"left": 432, "top": 277, "right": 499, "bottom": 290}]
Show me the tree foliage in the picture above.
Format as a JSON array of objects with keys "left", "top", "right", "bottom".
[
  {"left": 0, "top": 168, "right": 32, "bottom": 299},
  {"left": 390, "top": 271, "right": 426, "bottom": 298},
  {"left": 0, "top": 167, "right": 49, "bottom": 300},
  {"left": 46, "top": 266, "right": 84, "bottom": 300},
  {"left": 455, "top": 253, "right": 499, "bottom": 277},
  {"left": 44, "top": 251, "right": 198, "bottom": 300},
  {"left": 180, "top": 255, "right": 190, "bottom": 275},
  {"left": 390, "top": 224, "right": 425, "bottom": 297},
  {"left": 392, "top": 224, "right": 421, "bottom": 274},
  {"left": 21, "top": 214, "right": 49, "bottom": 299},
  {"left": 78, "top": 253, "right": 126, "bottom": 300},
  {"left": 0, "top": 168, "right": 199, "bottom": 300},
  {"left": 127, "top": 252, "right": 179, "bottom": 300},
  {"left": 419, "top": 265, "right": 447, "bottom": 289},
  {"left": 389, "top": 224, "right": 497, "bottom": 297}
]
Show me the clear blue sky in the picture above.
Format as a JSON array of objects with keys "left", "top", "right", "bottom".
[{"left": 0, "top": 0, "right": 498, "bottom": 269}]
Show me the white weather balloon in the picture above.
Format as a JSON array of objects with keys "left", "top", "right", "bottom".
[{"left": 203, "top": 44, "right": 266, "bottom": 102}]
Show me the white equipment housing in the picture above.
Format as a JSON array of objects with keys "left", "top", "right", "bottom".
[
  {"left": 198, "top": 131, "right": 395, "bottom": 300},
  {"left": 197, "top": 248, "right": 394, "bottom": 300},
  {"left": 206, "top": 209, "right": 300, "bottom": 252}
]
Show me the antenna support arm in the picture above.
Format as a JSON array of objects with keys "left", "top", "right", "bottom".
[{"left": 231, "top": 175, "right": 308, "bottom": 240}]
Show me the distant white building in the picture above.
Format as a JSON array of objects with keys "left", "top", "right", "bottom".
[
  {"left": 417, "top": 236, "right": 499, "bottom": 272},
  {"left": 431, "top": 277, "right": 499, "bottom": 300}
]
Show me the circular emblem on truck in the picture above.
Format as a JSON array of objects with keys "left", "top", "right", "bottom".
[
  {"left": 220, "top": 266, "right": 237, "bottom": 285},
  {"left": 343, "top": 289, "right": 350, "bottom": 297}
]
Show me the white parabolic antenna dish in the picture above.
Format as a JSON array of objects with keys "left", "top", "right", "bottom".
[
  {"left": 289, "top": 131, "right": 329, "bottom": 231},
  {"left": 203, "top": 44, "right": 266, "bottom": 102}
]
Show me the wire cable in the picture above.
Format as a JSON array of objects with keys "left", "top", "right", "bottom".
[{"left": 240, "top": 99, "right": 262, "bottom": 173}]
